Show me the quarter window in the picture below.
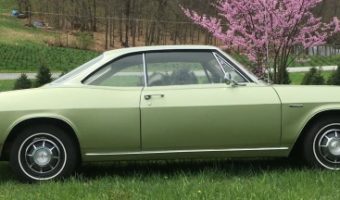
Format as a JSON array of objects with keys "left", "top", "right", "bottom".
[
  {"left": 145, "top": 52, "right": 225, "bottom": 86},
  {"left": 215, "top": 54, "right": 247, "bottom": 83},
  {"left": 84, "top": 54, "right": 144, "bottom": 87}
]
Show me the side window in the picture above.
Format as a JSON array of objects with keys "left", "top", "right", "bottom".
[
  {"left": 215, "top": 54, "right": 248, "bottom": 83},
  {"left": 145, "top": 52, "right": 225, "bottom": 86},
  {"left": 83, "top": 54, "right": 144, "bottom": 87}
]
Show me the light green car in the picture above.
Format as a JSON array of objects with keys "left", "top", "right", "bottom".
[{"left": 0, "top": 45, "right": 339, "bottom": 181}]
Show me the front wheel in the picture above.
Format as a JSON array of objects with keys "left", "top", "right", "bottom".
[
  {"left": 303, "top": 118, "right": 340, "bottom": 170},
  {"left": 9, "top": 125, "right": 79, "bottom": 182}
]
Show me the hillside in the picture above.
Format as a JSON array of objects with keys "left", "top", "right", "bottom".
[{"left": 0, "top": 0, "right": 340, "bottom": 73}]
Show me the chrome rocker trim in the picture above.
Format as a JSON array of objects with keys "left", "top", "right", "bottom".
[{"left": 85, "top": 147, "right": 289, "bottom": 156}]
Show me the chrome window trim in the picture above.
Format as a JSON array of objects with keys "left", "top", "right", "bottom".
[
  {"left": 212, "top": 52, "right": 227, "bottom": 75},
  {"left": 85, "top": 147, "right": 289, "bottom": 156},
  {"left": 144, "top": 50, "right": 229, "bottom": 87},
  {"left": 81, "top": 53, "right": 145, "bottom": 87},
  {"left": 213, "top": 52, "right": 251, "bottom": 83},
  {"left": 142, "top": 53, "right": 148, "bottom": 87},
  {"left": 84, "top": 66, "right": 111, "bottom": 85}
]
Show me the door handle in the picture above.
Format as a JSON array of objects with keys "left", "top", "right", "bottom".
[{"left": 144, "top": 94, "right": 164, "bottom": 100}]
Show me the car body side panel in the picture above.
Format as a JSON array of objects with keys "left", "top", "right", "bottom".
[
  {"left": 273, "top": 85, "right": 340, "bottom": 149},
  {"left": 0, "top": 87, "right": 142, "bottom": 156}
]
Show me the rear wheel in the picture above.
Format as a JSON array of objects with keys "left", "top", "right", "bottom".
[
  {"left": 303, "top": 117, "right": 340, "bottom": 170},
  {"left": 9, "top": 125, "right": 78, "bottom": 182}
]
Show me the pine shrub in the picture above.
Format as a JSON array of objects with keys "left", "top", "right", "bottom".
[
  {"left": 14, "top": 73, "right": 32, "bottom": 90},
  {"left": 35, "top": 65, "right": 52, "bottom": 87},
  {"left": 301, "top": 67, "right": 325, "bottom": 85},
  {"left": 327, "top": 65, "right": 340, "bottom": 85}
]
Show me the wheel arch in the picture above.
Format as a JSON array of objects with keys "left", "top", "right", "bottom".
[
  {"left": 290, "top": 109, "right": 340, "bottom": 156},
  {"left": 1, "top": 115, "right": 81, "bottom": 161}
]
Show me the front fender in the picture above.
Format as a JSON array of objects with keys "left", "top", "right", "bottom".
[{"left": 282, "top": 103, "right": 340, "bottom": 149}]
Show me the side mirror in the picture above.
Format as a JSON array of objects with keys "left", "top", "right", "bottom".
[
  {"left": 224, "top": 72, "right": 233, "bottom": 85},
  {"left": 224, "top": 72, "right": 246, "bottom": 87}
]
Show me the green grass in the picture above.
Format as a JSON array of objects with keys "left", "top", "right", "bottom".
[
  {"left": 0, "top": 0, "right": 17, "bottom": 14},
  {"left": 0, "top": 14, "right": 58, "bottom": 45},
  {"left": 0, "top": 15, "right": 33, "bottom": 31},
  {"left": 0, "top": 5, "right": 99, "bottom": 72},
  {"left": 290, "top": 55, "right": 340, "bottom": 67},
  {"left": 289, "top": 71, "right": 333, "bottom": 85},
  {"left": 0, "top": 79, "right": 15, "bottom": 91},
  {"left": 231, "top": 53, "right": 340, "bottom": 69},
  {"left": 0, "top": 42, "right": 100, "bottom": 72},
  {"left": 0, "top": 159, "right": 339, "bottom": 199}
]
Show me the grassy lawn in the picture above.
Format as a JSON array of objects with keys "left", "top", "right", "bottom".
[
  {"left": 0, "top": 7, "right": 100, "bottom": 72},
  {"left": 0, "top": 42, "right": 100, "bottom": 72},
  {"left": 0, "top": 80, "right": 15, "bottom": 91},
  {"left": 0, "top": 159, "right": 339, "bottom": 199},
  {"left": 289, "top": 71, "right": 333, "bottom": 85},
  {"left": 0, "top": 0, "right": 17, "bottom": 14},
  {"left": 291, "top": 55, "right": 340, "bottom": 67},
  {"left": 232, "top": 53, "right": 340, "bottom": 69},
  {"left": 0, "top": 15, "right": 55, "bottom": 45}
]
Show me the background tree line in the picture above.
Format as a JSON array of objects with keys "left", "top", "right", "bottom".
[
  {"left": 12, "top": 0, "right": 340, "bottom": 85},
  {"left": 16, "top": 0, "right": 224, "bottom": 50},
  {"left": 15, "top": 0, "right": 340, "bottom": 50}
]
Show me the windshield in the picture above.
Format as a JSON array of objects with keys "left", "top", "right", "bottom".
[{"left": 52, "top": 54, "right": 104, "bottom": 84}]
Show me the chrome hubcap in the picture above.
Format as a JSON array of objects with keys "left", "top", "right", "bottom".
[
  {"left": 18, "top": 133, "right": 68, "bottom": 181},
  {"left": 318, "top": 129, "right": 340, "bottom": 163},
  {"left": 25, "top": 138, "right": 61, "bottom": 174},
  {"left": 328, "top": 139, "right": 340, "bottom": 156},
  {"left": 32, "top": 147, "right": 52, "bottom": 166}
]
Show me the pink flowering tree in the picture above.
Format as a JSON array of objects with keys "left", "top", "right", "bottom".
[{"left": 182, "top": 0, "right": 340, "bottom": 84}]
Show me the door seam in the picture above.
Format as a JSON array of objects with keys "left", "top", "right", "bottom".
[
  {"left": 139, "top": 87, "right": 145, "bottom": 151},
  {"left": 271, "top": 87, "right": 283, "bottom": 146}
]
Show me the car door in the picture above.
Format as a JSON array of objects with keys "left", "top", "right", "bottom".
[
  {"left": 140, "top": 51, "right": 281, "bottom": 151},
  {"left": 80, "top": 53, "right": 144, "bottom": 153}
]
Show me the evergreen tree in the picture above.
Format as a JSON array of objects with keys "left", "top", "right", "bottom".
[
  {"left": 327, "top": 65, "right": 340, "bottom": 85},
  {"left": 302, "top": 67, "right": 325, "bottom": 85},
  {"left": 14, "top": 73, "right": 32, "bottom": 90},
  {"left": 35, "top": 65, "right": 52, "bottom": 87}
]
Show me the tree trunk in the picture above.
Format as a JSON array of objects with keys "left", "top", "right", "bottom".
[
  {"left": 104, "top": 5, "right": 109, "bottom": 49},
  {"left": 124, "top": 0, "right": 131, "bottom": 47},
  {"left": 92, "top": 0, "right": 97, "bottom": 31}
]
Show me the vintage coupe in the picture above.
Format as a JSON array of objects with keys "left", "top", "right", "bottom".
[{"left": 1, "top": 45, "right": 340, "bottom": 181}]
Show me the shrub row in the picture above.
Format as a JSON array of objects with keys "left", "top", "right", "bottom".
[
  {"left": 302, "top": 66, "right": 340, "bottom": 85},
  {"left": 14, "top": 65, "right": 53, "bottom": 90}
]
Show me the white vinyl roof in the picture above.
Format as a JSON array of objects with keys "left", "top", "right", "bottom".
[{"left": 103, "top": 45, "right": 219, "bottom": 58}]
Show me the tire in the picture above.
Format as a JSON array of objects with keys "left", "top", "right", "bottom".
[
  {"left": 9, "top": 125, "right": 79, "bottom": 182},
  {"left": 303, "top": 117, "right": 340, "bottom": 170}
]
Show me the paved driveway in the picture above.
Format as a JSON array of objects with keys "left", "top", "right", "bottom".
[{"left": 0, "top": 73, "right": 61, "bottom": 80}]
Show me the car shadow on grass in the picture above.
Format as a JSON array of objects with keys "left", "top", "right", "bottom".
[
  {"left": 75, "top": 158, "right": 310, "bottom": 180},
  {"left": 0, "top": 158, "right": 313, "bottom": 183},
  {"left": 0, "top": 162, "right": 16, "bottom": 182}
]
